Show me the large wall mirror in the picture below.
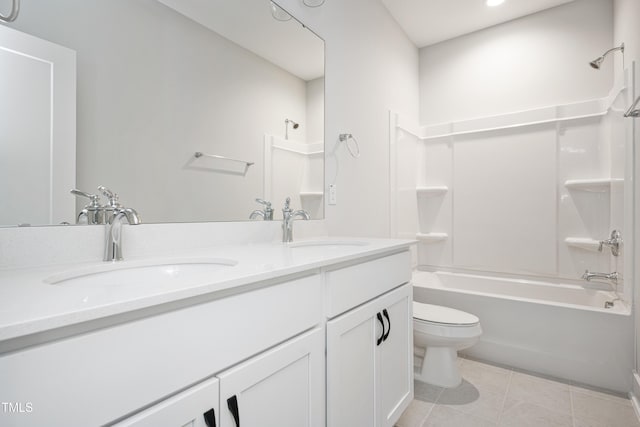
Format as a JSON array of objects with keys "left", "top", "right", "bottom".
[{"left": 0, "top": 0, "right": 324, "bottom": 227}]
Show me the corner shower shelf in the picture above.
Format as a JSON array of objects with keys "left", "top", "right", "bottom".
[
  {"left": 564, "top": 178, "right": 624, "bottom": 192},
  {"left": 565, "top": 237, "right": 601, "bottom": 252},
  {"left": 416, "top": 186, "right": 448, "bottom": 197},
  {"left": 416, "top": 232, "right": 448, "bottom": 243}
]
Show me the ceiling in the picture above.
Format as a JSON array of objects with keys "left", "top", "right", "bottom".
[
  {"left": 157, "top": 0, "right": 324, "bottom": 81},
  {"left": 381, "top": 0, "right": 576, "bottom": 47}
]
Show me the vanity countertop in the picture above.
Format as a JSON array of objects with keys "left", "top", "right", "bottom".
[{"left": 0, "top": 238, "right": 413, "bottom": 343}]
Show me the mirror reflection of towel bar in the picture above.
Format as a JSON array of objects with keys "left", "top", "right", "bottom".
[
  {"left": 194, "top": 152, "right": 254, "bottom": 175},
  {"left": 0, "top": 0, "right": 19, "bottom": 23}
]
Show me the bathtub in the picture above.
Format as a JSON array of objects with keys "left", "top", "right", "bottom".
[{"left": 412, "top": 270, "right": 634, "bottom": 393}]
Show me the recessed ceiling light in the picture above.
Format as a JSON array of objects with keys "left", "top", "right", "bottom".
[{"left": 486, "top": 0, "right": 505, "bottom": 6}]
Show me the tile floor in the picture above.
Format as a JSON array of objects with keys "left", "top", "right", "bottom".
[{"left": 396, "top": 357, "right": 640, "bottom": 427}]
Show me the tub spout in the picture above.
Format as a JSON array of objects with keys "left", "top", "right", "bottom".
[{"left": 582, "top": 270, "right": 618, "bottom": 284}]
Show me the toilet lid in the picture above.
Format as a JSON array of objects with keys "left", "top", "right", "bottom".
[{"left": 413, "top": 302, "right": 479, "bottom": 326}]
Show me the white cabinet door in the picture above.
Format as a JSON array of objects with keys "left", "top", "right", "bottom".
[
  {"left": 113, "top": 377, "right": 219, "bottom": 427},
  {"left": 326, "top": 299, "right": 378, "bottom": 427},
  {"left": 377, "top": 286, "right": 413, "bottom": 427},
  {"left": 327, "top": 283, "right": 412, "bottom": 427},
  {"left": 217, "top": 328, "right": 324, "bottom": 427}
]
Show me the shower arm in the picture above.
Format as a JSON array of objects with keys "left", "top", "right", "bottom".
[
  {"left": 0, "top": 0, "right": 19, "bottom": 23},
  {"left": 601, "top": 44, "right": 624, "bottom": 59}
]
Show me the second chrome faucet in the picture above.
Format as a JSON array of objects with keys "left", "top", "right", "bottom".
[{"left": 282, "top": 197, "right": 309, "bottom": 243}]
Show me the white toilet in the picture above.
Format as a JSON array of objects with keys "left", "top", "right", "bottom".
[{"left": 413, "top": 301, "right": 482, "bottom": 388}]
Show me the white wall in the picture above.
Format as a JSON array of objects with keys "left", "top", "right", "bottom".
[
  {"left": 275, "top": 0, "right": 420, "bottom": 238},
  {"left": 8, "top": 0, "right": 310, "bottom": 223},
  {"left": 419, "top": 0, "right": 614, "bottom": 125}
]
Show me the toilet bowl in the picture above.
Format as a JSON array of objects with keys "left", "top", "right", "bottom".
[{"left": 413, "top": 302, "right": 482, "bottom": 388}]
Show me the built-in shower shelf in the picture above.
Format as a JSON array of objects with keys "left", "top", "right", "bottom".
[
  {"left": 565, "top": 237, "right": 601, "bottom": 251},
  {"left": 299, "top": 191, "right": 323, "bottom": 198},
  {"left": 564, "top": 178, "right": 624, "bottom": 192},
  {"left": 416, "top": 186, "right": 448, "bottom": 197},
  {"left": 416, "top": 232, "right": 448, "bottom": 243}
]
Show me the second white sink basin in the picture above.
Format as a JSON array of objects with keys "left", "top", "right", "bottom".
[{"left": 45, "top": 258, "right": 238, "bottom": 288}]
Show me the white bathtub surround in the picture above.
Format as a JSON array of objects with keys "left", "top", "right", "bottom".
[
  {"left": 413, "top": 271, "right": 633, "bottom": 393},
  {"left": 392, "top": 75, "right": 630, "bottom": 290}
]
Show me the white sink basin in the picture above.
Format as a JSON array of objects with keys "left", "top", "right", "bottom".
[{"left": 45, "top": 258, "right": 238, "bottom": 288}]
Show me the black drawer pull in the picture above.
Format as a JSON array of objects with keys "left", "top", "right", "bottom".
[
  {"left": 382, "top": 309, "right": 391, "bottom": 342},
  {"left": 227, "top": 395, "right": 240, "bottom": 427},
  {"left": 376, "top": 312, "right": 385, "bottom": 346},
  {"left": 203, "top": 408, "right": 216, "bottom": 427}
]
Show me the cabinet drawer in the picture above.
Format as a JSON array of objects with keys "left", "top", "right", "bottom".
[
  {"left": 0, "top": 274, "right": 322, "bottom": 427},
  {"left": 325, "top": 251, "right": 411, "bottom": 318},
  {"left": 113, "top": 377, "right": 219, "bottom": 427}
]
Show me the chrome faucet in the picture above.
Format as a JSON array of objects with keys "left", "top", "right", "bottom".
[
  {"left": 599, "top": 230, "right": 622, "bottom": 256},
  {"left": 249, "top": 198, "right": 274, "bottom": 220},
  {"left": 282, "top": 197, "right": 309, "bottom": 243},
  {"left": 104, "top": 208, "right": 141, "bottom": 262},
  {"left": 582, "top": 270, "right": 618, "bottom": 284}
]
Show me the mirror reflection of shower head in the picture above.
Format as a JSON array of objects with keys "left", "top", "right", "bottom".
[
  {"left": 285, "top": 118, "right": 300, "bottom": 140},
  {"left": 589, "top": 43, "right": 624, "bottom": 69}
]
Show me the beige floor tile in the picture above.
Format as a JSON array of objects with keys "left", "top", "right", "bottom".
[
  {"left": 415, "top": 380, "right": 444, "bottom": 404},
  {"left": 422, "top": 404, "right": 496, "bottom": 427},
  {"left": 500, "top": 399, "right": 573, "bottom": 427},
  {"left": 506, "top": 371, "right": 571, "bottom": 415},
  {"left": 572, "top": 390, "right": 640, "bottom": 427},
  {"left": 437, "top": 379, "right": 505, "bottom": 423},
  {"left": 396, "top": 399, "right": 434, "bottom": 427},
  {"left": 459, "top": 359, "right": 512, "bottom": 394}
]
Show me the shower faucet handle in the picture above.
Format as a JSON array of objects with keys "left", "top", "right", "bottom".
[{"left": 598, "top": 230, "right": 622, "bottom": 256}]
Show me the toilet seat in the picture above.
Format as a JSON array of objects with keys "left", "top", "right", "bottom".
[{"left": 413, "top": 302, "right": 479, "bottom": 326}]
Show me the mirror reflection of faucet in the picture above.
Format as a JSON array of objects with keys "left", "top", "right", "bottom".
[
  {"left": 71, "top": 186, "right": 140, "bottom": 226},
  {"left": 70, "top": 189, "right": 103, "bottom": 224},
  {"left": 249, "top": 198, "right": 274, "bottom": 220},
  {"left": 282, "top": 197, "right": 309, "bottom": 243}
]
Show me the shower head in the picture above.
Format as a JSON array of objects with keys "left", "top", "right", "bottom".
[
  {"left": 589, "top": 43, "right": 624, "bottom": 69},
  {"left": 285, "top": 118, "right": 299, "bottom": 129},
  {"left": 284, "top": 118, "right": 300, "bottom": 139}
]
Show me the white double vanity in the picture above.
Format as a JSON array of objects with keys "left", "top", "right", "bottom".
[{"left": 0, "top": 231, "right": 413, "bottom": 427}]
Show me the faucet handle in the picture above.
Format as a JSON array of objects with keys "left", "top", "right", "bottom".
[
  {"left": 255, "top": 198, "right": 272, "bottom": 209},
  {"left": 70, "top": 189, "right": 100, "bottom": 207},
  {"left": 283, "top": 197, "right": 291, "bottom": 211},
  {"left": 98, "top": 185, "right": 121, "bottom": 208}
]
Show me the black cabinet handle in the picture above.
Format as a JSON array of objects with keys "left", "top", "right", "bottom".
[
  {"left": 203, "top": 408, "right": 217, "bottom": 427},
  {"left": 376, "top": 312, "right": 385, "bottom": 346},
  {"left": 382, "top": 309, "right": 391, "bottom": 342},
  {"left": 227, "top": 395, "right": 240, "bottom": 427}
]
